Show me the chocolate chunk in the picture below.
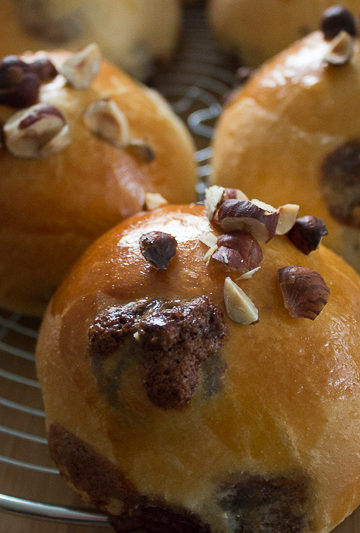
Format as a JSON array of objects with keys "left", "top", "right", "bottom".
[
  {"left": 217, "top": 472, "right": 310, "bottom": 533},
  {"left": 89, "top": 299, "right": 161, "bottom": 358},
  {"left": 139, "top": 231, "right": 177, "bottom": 270},
  {"left": 321, "top": 140, "right": 360, "bottom": 227},
  {"left": 321, "top": 6, "right": 357, "bottom": 40},
  {"left": 109, "top": 501, "right": 211, "bottom": 533},
  {"left": 287, "top": 216, "right": 328, "bottom": 255},
  {"left": 49, "top": 424, "right": 211, "bottom": 532},
  {"left": 139, "top": 296, "right": 226, "bottom": 409},
  {"left": 48, "top": 424, "right": 137, "bottom": 510}
]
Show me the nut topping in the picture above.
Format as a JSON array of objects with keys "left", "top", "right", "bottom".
[
  {"left": 0, "top": 56, "right": 40, "bottom": 108},
  {"left": 324, "top": 31, "right": 354, "bottom": 66},
  {"left": 30, "top": 58, "right": 58, "bottom": 82},
  {"left": 218, "top": 199, "right": 279, "bottom": 242},
  {"left": 61, "top": 43, "right": 101, "bottom": 89},
  {"left": 238, "top": 266, "right": 261, "bottom": 280},
  {"left": 321, "top": 6, "right": 357, "bottom": 40},
  {"left": 222, "top": 187, "right": 248, "bottom": 203},
  {"left": 276, "top": 204, "right": 300, "bottom": 235},
  {"left": 144, "top": 192, "right": 168, "bottom": 211},
  {"left": 287, "top": 216, "right": 328, "bottom": 255},
  {"left": 214, "top": 231, "right": 263, "bottom": 273},
  {"left": 83, "top": 99, "right": 131, "bottom": 148},
  {"left": 128, "top": 139, "right": 156, "bottom": 162},
  {"left": 205, "top": 185, "right": 225, "bottom": 220},
  {"left": 4, "top": 103, "right": 70, "bottom": 158},
  {"left": 199, "top": 231, "right": 217, "bottom": 248},
  {"left": 224, "top": 277, "right": 258, "bottom": 325},
  {"left": 203, "top": 245, "right": 218, "bottom": 265},
  {"left": 278, "top": 265, "right": 330, "bottom": 320},
  {"left": 139, "top": 231, "right": 177, "bottom": 269}
]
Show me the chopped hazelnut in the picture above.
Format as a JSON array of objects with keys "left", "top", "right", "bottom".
[
  {"left": 83, "top": 99, "right": 131, "bottom": 148},
  {"left": 4, "top": 103, "right": 70, "bottom": 158},
  {"left": 222, "top": 187, "right": 248, "bottom": 203},
  {"left": 199, "top": 232, "right": 218, "bottom": 248},
  {"left": 278, "top": 265, "right": 330, "bottom": 320},
  {"left": 214, "top": 231, "right": 263, "bottom": 273},
  {"left": 321, "top": 5, "right": 357, "bottom": 40},
  {"left": 238, "top": 266, "right": 261, "bottom": 280},
  {"left": 218, "top": 199, "right": 279, "bottom": 242},
  {"left": 203, "top": 245, "right": 218, "bottom": 265},
  {"left": 287, "top": 216, "right": 328, "bottom": 254},
  {"left": 276, "top": 204, "right": 300, "bottom": 235},
  {"left": 127, "top": 139, "right": 155, "bottom": 162},
  {"left": 61, "top": 43, "right": 101, "bottom": 89},
  {"left": 139, "top": 231, "right": 177, "bottom": 269},
  {"left": 324, "top": 31, "right": 354, "bottom": 66},
  {"left": 30, "top": 58, "right": 58, "bottom": 82},
  {"left": 0, "top": 56, "right": 40, "bottom": 108},
  {"left": 144, "top": 192, "right": 168, "bottom": 211},
  {"left": 224, "top": 276, "right": 258, "bottom": 325},
  {"left": 205, "top": 185, "right": 225, "bottom": 220}
]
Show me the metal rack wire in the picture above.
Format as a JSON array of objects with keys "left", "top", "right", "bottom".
[{"left": 0, "top": 7, "right": 236, "bottom": 527}]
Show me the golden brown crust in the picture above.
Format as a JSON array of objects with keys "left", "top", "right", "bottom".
[
  {"left": 212, "top": 29, "right": 360, "bottom": 272},
  {"left": 207, "top": 0, "right": 360, "bottom": 66},
  {"left": 37, "top": 204, "right": 360, "bottom": 532},
  {"left": 0, "top": 49, "right": 196, "bottom": 315},
  {"left": 0, "top": 0, "right": 182, "bottom": 80}
]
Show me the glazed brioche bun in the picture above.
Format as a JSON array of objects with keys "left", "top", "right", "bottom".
[
  {"left": 36, "top": 197, "right": 360, "bottom": 533},
  {"left": 0, "top": 0, "right": 181, "bottom": 80},
  {"left": 0, "top": 48, "right": 196, "bottom": 316},
  {"left": 208, "top": 0, "right": 360, "bottom": 67},
  {"left": 212, "top": 15, "right": 360, "bottom": 272}
]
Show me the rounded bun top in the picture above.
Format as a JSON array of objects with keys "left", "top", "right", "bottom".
[
  {"left": 37, "top": 188, "right": 360, "bottom": 532},
  {"left": 212, "top": 13, "right": 360, "bottom": 270},
  {"left": 0, "top": 45, "right": 196, "bottom": 315}
]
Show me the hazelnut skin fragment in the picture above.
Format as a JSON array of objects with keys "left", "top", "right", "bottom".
[
  {"left": 213, "top": 232, "right": 263, "bottom": 273},
  {"left": 321, "top": 6, "right": 357, "bottom": 40},
  {"left": 139, "top": 231, "right": 177, "bottom": 270},
  {"left": 287, "top": 217, "right": 328, "bottom": 255},
  {"left": 278, "top": 265, "right": 330, "bottom": 320},
  {"left": 218, "top": 199, "right": 279, "bottom": 242}
]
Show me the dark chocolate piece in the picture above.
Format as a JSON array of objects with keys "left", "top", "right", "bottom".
[
  {"left": 218, "top": 472, "right": 310, "bottom": 533},
  {"left": 139, "top": 296, "right": 226, "bottom": 409},
  {"left": 321, "top": 140, "right": 360, "bottom": 227}
]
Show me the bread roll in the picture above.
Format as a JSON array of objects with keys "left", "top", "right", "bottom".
[
  {"left": 212, "top": 10, "right": 360, "bottom": 271},
  {"left": 208, "top": 0, "right": 360, "bottom": 67},
  {"left": 36, "top": 194, "right": 360, "bottom": 532},
  {"left": 0, "top": 0, "right": 182, "bottom": 80},
  {"left": 0, "top": 47, "right": 196, "bottom": 316}
]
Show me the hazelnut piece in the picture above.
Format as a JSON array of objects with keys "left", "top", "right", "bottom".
[
  {"left": 61, "top": 43, "right": 101, "bottom": 89},
  {"left": 213, "top": 232, "right": 263, "bottom": 273},
  {"left": 0, "top": 56, "right": 40, "bottom": 108},
  {"left": 287, "top": 216, "right": 328, "bottom": 255},
  {"left": 30, "top": 58, "right": 58, "bottom": 82},
  {"left": 128, "top": 139, "right": 155, "bottom": 162},
  {"left": 199, "top": 232, "right": 218, "bottom": 248},
  {"left": 321, "top": 6, "right": 357, "bottom": 40},
  {"left": 276, "top": 204, "right": 300, "bottom": 235},
  {"left": 238, "top": 266, "right": 261, "bottom": 280},
  {"left": 278, "top": 265, "right": 330, "bottom": 320},
  {"left": 222, "top": 187, "right": 248, "bottom": 203},
  {"left": 139, "top": 231, "right": 177, "bottom": 270},
  {"left": 324, "top": 31, "right": 354, "bottom": 66},
  {"left": 144, "top": 192, "right": 168, "bottom": 211},
  {"left": 218, "top": 199, "right": 279, "bottom": 242},
  {"left": 4, "top": 103, "right": 71, "bottom": 158},
  {"left": 224, "top": 277, "right": 258, "bottom": 325},
  {"left": 205, "top": 185, "right": 225, "bottom": 220},
  {"left": 203, "top": 245, "right": 218, "bottom": 265},
  {"left": 83, "top": 99, "right": 131, "bottom": 148}
]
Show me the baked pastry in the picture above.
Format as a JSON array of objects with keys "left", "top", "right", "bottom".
[
  {"left": 36, "top": 187, "right": 360, "bottom": 532},
  {"left": 0, "top": 46, "right": 196, "bottom": 316},
  {"left": 208, "top": 0, "right": 360, "bottom": 67},
  {"left": 0, "top": 0, "right": 181, "bottom": 80},
  {"left": 212, "top": 7, "right": 360, "bottom": 271}
]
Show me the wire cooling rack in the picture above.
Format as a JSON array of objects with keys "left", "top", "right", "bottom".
[{"left": 0, "top": 7, "right": 236, "bottom": 528}]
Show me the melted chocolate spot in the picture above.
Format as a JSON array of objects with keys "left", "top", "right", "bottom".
[
  {"left": 139, "top": 296, "right": 226, "bottom": 409},
  {"left": 48, "top": 424, "right": 137, "bottom": 510},
  {"left": 217, "top": 472, "right": 310, "bottom": 533},
  {"left": 89, "top": 296, "right": 226, "bottom": 411},
  {"left": 321, "top": 140, "right": 360, "bottom": 227}
]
